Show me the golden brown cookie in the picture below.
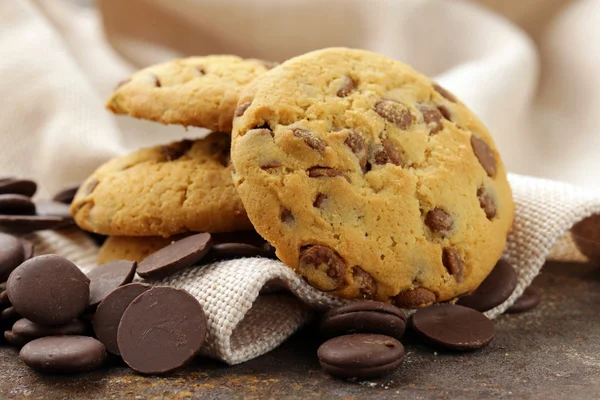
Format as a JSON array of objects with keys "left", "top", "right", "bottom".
[
  {"left": 98, "top": 236, "right": 178, "bottom": 264},
  {"left": 106, "top": 56, "right": 275, "bottom": 131},
  {"left": 71, "top": 133, "right": 252, "bottom": 237},
  {"left": 231, "top": 48, "right": 514, "bottom": 307}
]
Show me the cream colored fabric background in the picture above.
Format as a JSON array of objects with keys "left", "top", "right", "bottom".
[{"left": 2, "top": 0, "right": 600, "bottom": 364}]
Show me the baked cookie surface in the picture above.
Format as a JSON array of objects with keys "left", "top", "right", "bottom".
[
  {"left": 98, "top": 236, "right": 178, "bottom": 264},
  {"left": 106, "top": 55, "right": 275, "bottom": 131},
  {"left": 231, "top": 48, "right": 513, "bottom": 306},
  {"left": 71, "top": 133, "right": 252, "bottom": 237}
]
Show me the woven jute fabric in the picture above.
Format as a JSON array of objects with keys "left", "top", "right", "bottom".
[{"left": 23, "top": 173, "right": 600, "bottom": 365}]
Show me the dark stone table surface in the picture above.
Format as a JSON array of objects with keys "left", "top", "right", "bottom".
[{"left": 1, "top": 261, "right": 599, "bottom": 399}]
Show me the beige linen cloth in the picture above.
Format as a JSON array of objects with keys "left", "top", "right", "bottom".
[{"left": 2, "top": 0, "right": 600, "bottom": 365}]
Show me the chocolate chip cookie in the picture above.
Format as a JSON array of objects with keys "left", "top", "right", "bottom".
[
  {"left": 231, "top": 47, "right": 513, "bottom": 306},
  {"left": 98, "top": 236, "right": 177, "bottom": 264},
  {"left": 71, "top": 133, "right": 252, "bottom": 237},
  {"left": 106, "top": 56, "right": 275, "bottom": 132}
]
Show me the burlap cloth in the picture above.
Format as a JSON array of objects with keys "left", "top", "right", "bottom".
[{"left": 21, "top": 173, "right": 600, "bottom": 365}]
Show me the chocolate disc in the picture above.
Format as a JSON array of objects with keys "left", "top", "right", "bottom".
[
  {"left": 8, "top": 318, "right": 88, "bottom": 347},
  {"left": 137, "top": 233, "right": 213, "bottom": 279},
  {"left": 411, "top": 304, "right": 495, "bottom": 351},
  {"left": 117, "top": 287, "right": 207, "bottom": 374},
  {"left": 4, "top": 330, "right": 29, "bottom": 347},
  {"left": 93, "top": 283, "right": 151, "bottom": 355},
  {"left": 20, "top": 336, "right": 106, "bottom": 374},
  {"left": 87, "top": 260, "right": 136, "bottom": 308},
  {"left": 457, "top": 259, "right": 517, "bottom": 312},
  {"left": 0, "top": 215, "right": 73, "bottom": 235},
  {"left": 0, "top": 233, "right": 25, "bottom": 282},
  {"left": 1, "top": 306, "right": 20, "bottom": 328},
  {"left": 320, "top": 301, "right": 407, "bottom": 340},
  {"left": 52, "top": 185, "right": 80, "bottom": 205},
  {"left": 317, "top": 334, "right": 405, "bottom": 379},
  {"left": 506, "top": 287, "right": 541, "bottom": 314},
  {"left": 7, "top": 255, "right": 90, "bottom": 325},
  {"left": 0, "top": 194, "right": 36, "bottom": 215},
  {"left": 0, "top": 179, "right": 37, "bottom": 197},
  {"left": 0, "top": 290, "right": 10, "bottom": 308}
]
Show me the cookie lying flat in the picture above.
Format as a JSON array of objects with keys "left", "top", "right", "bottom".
[
  {"left": 71, "top": 133, "right": 252, "bottom": 237},
  {"left": 106, "top": 55, "right": 275, "bottom": 132},
  {"left": 231, "top": 47, "right": 514, "bottom": 306}
]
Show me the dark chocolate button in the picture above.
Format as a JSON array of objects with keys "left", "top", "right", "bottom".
[
  {"left": 8, "top": 318, "right": 88, "bottom": 347},
  {"left": 0, "top": 194, "right": 36, "bottom": 215},
  {"left": 7, "top": 255, "right": 90, "bottom": 325},
  {"left": 0, "top": 290, "right": 10, "bottom": 308},
  {"left": 320, "top": 301, "right": 407, "bottom": 340},
  {"left": 4, "top": 330, "right": 29, "bottom": 347},
  {"left": 411, "top": 304, "right": 495, "bottom": 351},
  {"left": 19, "top": 238, "right": 34, "bottom": 261},
  {"left": 35, "top": 200, "right": 72, "bottom": 218},
  {"left": 117, "top": 287, "right": 207, "bottom": 374},
  {"left": 52, "top": 185, "right": 80, "bottom": 204},
  {"left": 137, "top": 233, "right": 213, "bottom": 279},
  {"left": 317, "top": 334, "right": 405, "bottom": 379},
  {"left": 457, "top": 259, "right": 517, "bottom": 312},
  {"left": 0, "top": 179, "right": 37, "bottom": 197},
  {"left": 0, "top": 214, "right": 73, "bottom": 235},
  {"left": 506, "top": 287, "right": 541, "bottom": 314},
  {"left": 93, "top": 283, "right": 151, "bottom": 355},
  {"left": 0, "top": 233, "right": 25, "bottom": 282},
  {"left": 20, "top": 336, "right": 106, "bottom": 374},
  {"left": 1, "top": 306, "right": 20, "bottom": 328},
  {"left": 87, "top": 260, "right": 136, "bottom": 308}
]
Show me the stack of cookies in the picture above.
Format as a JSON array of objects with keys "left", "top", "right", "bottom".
[{"left": 72, "top": 48, "right": 514, "bottom": 310}]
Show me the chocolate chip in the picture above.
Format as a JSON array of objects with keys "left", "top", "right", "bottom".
[
  {"left": 207, "top": 243, "right": 266, "bottom": 261},
  {"left": 0, "top": 179, "right": 37, "bottom": 197},
  {"left": 20, "top": 336, "right": 107, "bottom": 374},
  {"left": 52, "top": 185, "right": 80, "bottom": 204},
  {"left": 369, "top": 141, "right": 403, "bottom": 167},
  {"left": 0, "top": 233, "right": 25, "bottom": 282},
  {"left": 477, "top": 187, "right": 497, "bottom": 219},
  {"left": 117, "top": 287, "right": 207, "bottom": 375},
  {"left": 0, "top": 194, "right": 36, "bottom": 215},
  {"left": 318, "top": 334, "right": 405, "bottom": 379},
  {"left": 7, "top": 255, "right": 90, "bottom": 325},
  {"left": 281, "top": 208, "right": 295, "bottom": 224},
  {"left": 19, "top": 238, "right": 34, "bottom": 261},
  {"left": 196, "top": 66, "right": 206, "bottom": 75},
  {"left": 235, "top": 101, "right": 252, "bottom": 117},
  {"left": 352, "top": 266, "right": 378, "bottom": 299},
  {"left": 471, "top": 136, "right": 496, "bottom": 177},
  {"left": 35, "top": 200, "right": 72, "bottom": 219},
  {"left": 82, "top": 178, "right": 99, "bottom": 197},
  {"left": 307, "top": 167, "right": 348, "bottom": 180},
  {"left": 320, "top": 301, "right": 406, "bottom": 340},
  {"left": 93, "top": 283, "right": 151, "bottom": 355},
  {"left": 433, "top": 83, "right": 457, "bottom": 102},
  {"left": 374, "top": 100, "right": 414, "bottom": 130},
  {"left": 298, "top": 245, "right": 346, "bottom": 292},
  {"left": 438, "top": 105, "right": 452, "bottom": 120},
  {"left": 394, "top": 287, "right": 436, "bottom": 309},
  {"left": 412, "top": 304, "right": 495, "bottom": 351},
  {"left": 420, "top": 105, "right": 443, "bottom": 134},
  {"left": 0, "top": 214, "right": 73, "bottom": 235},
  {"left": 425, "top": 208, "right": 453, "bottom": 233},
  {"left": 87, "top": 260, "right": 137, "bottom": 308},
  {"left": 442, "top": 248, "right": 464, "bottom": 282},
  {"left": 8, "top": 318, "right": 88, "bottom": 347},
  {"left": 93, "top": 283, "right": 150, "bottom": 355},
  {"left": 506, "top": 287, "right": 541, "bottom": 314},
  {"left": 292, "top": 128, "right": 326, "bottom": 153},
  {"left": 457, "top": 259, "right": 517, "bottom": 312},
  {"left": 152, "top": 74, "right": 162, "bottom": 88},
  {"left": 337, "top": 76, "right": 356, "bottom": 97},
  {"left": 137, "top": 233, "right": 213, "bottom": 279},
  {"left": 261, "top": 162, "right": 282, "bottom": 170},
  {"left": 313, "top": 193, "right": 328, "bottom": 209},
  {"left": 344, "top": 131, "right": 368, "bottom": 170},
  {"left": 160, "top": 140, "right": 194, "bottom": 161}
]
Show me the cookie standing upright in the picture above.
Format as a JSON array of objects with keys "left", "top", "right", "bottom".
[
  {"left": 71, "top": 133, "right": 252, "bottom": 237},
  {"left": 231, "top": 48, "right": 514, "bottom": 306},
  {"left": 106, "top": 56, "right": 276, "bottom": 132}
]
